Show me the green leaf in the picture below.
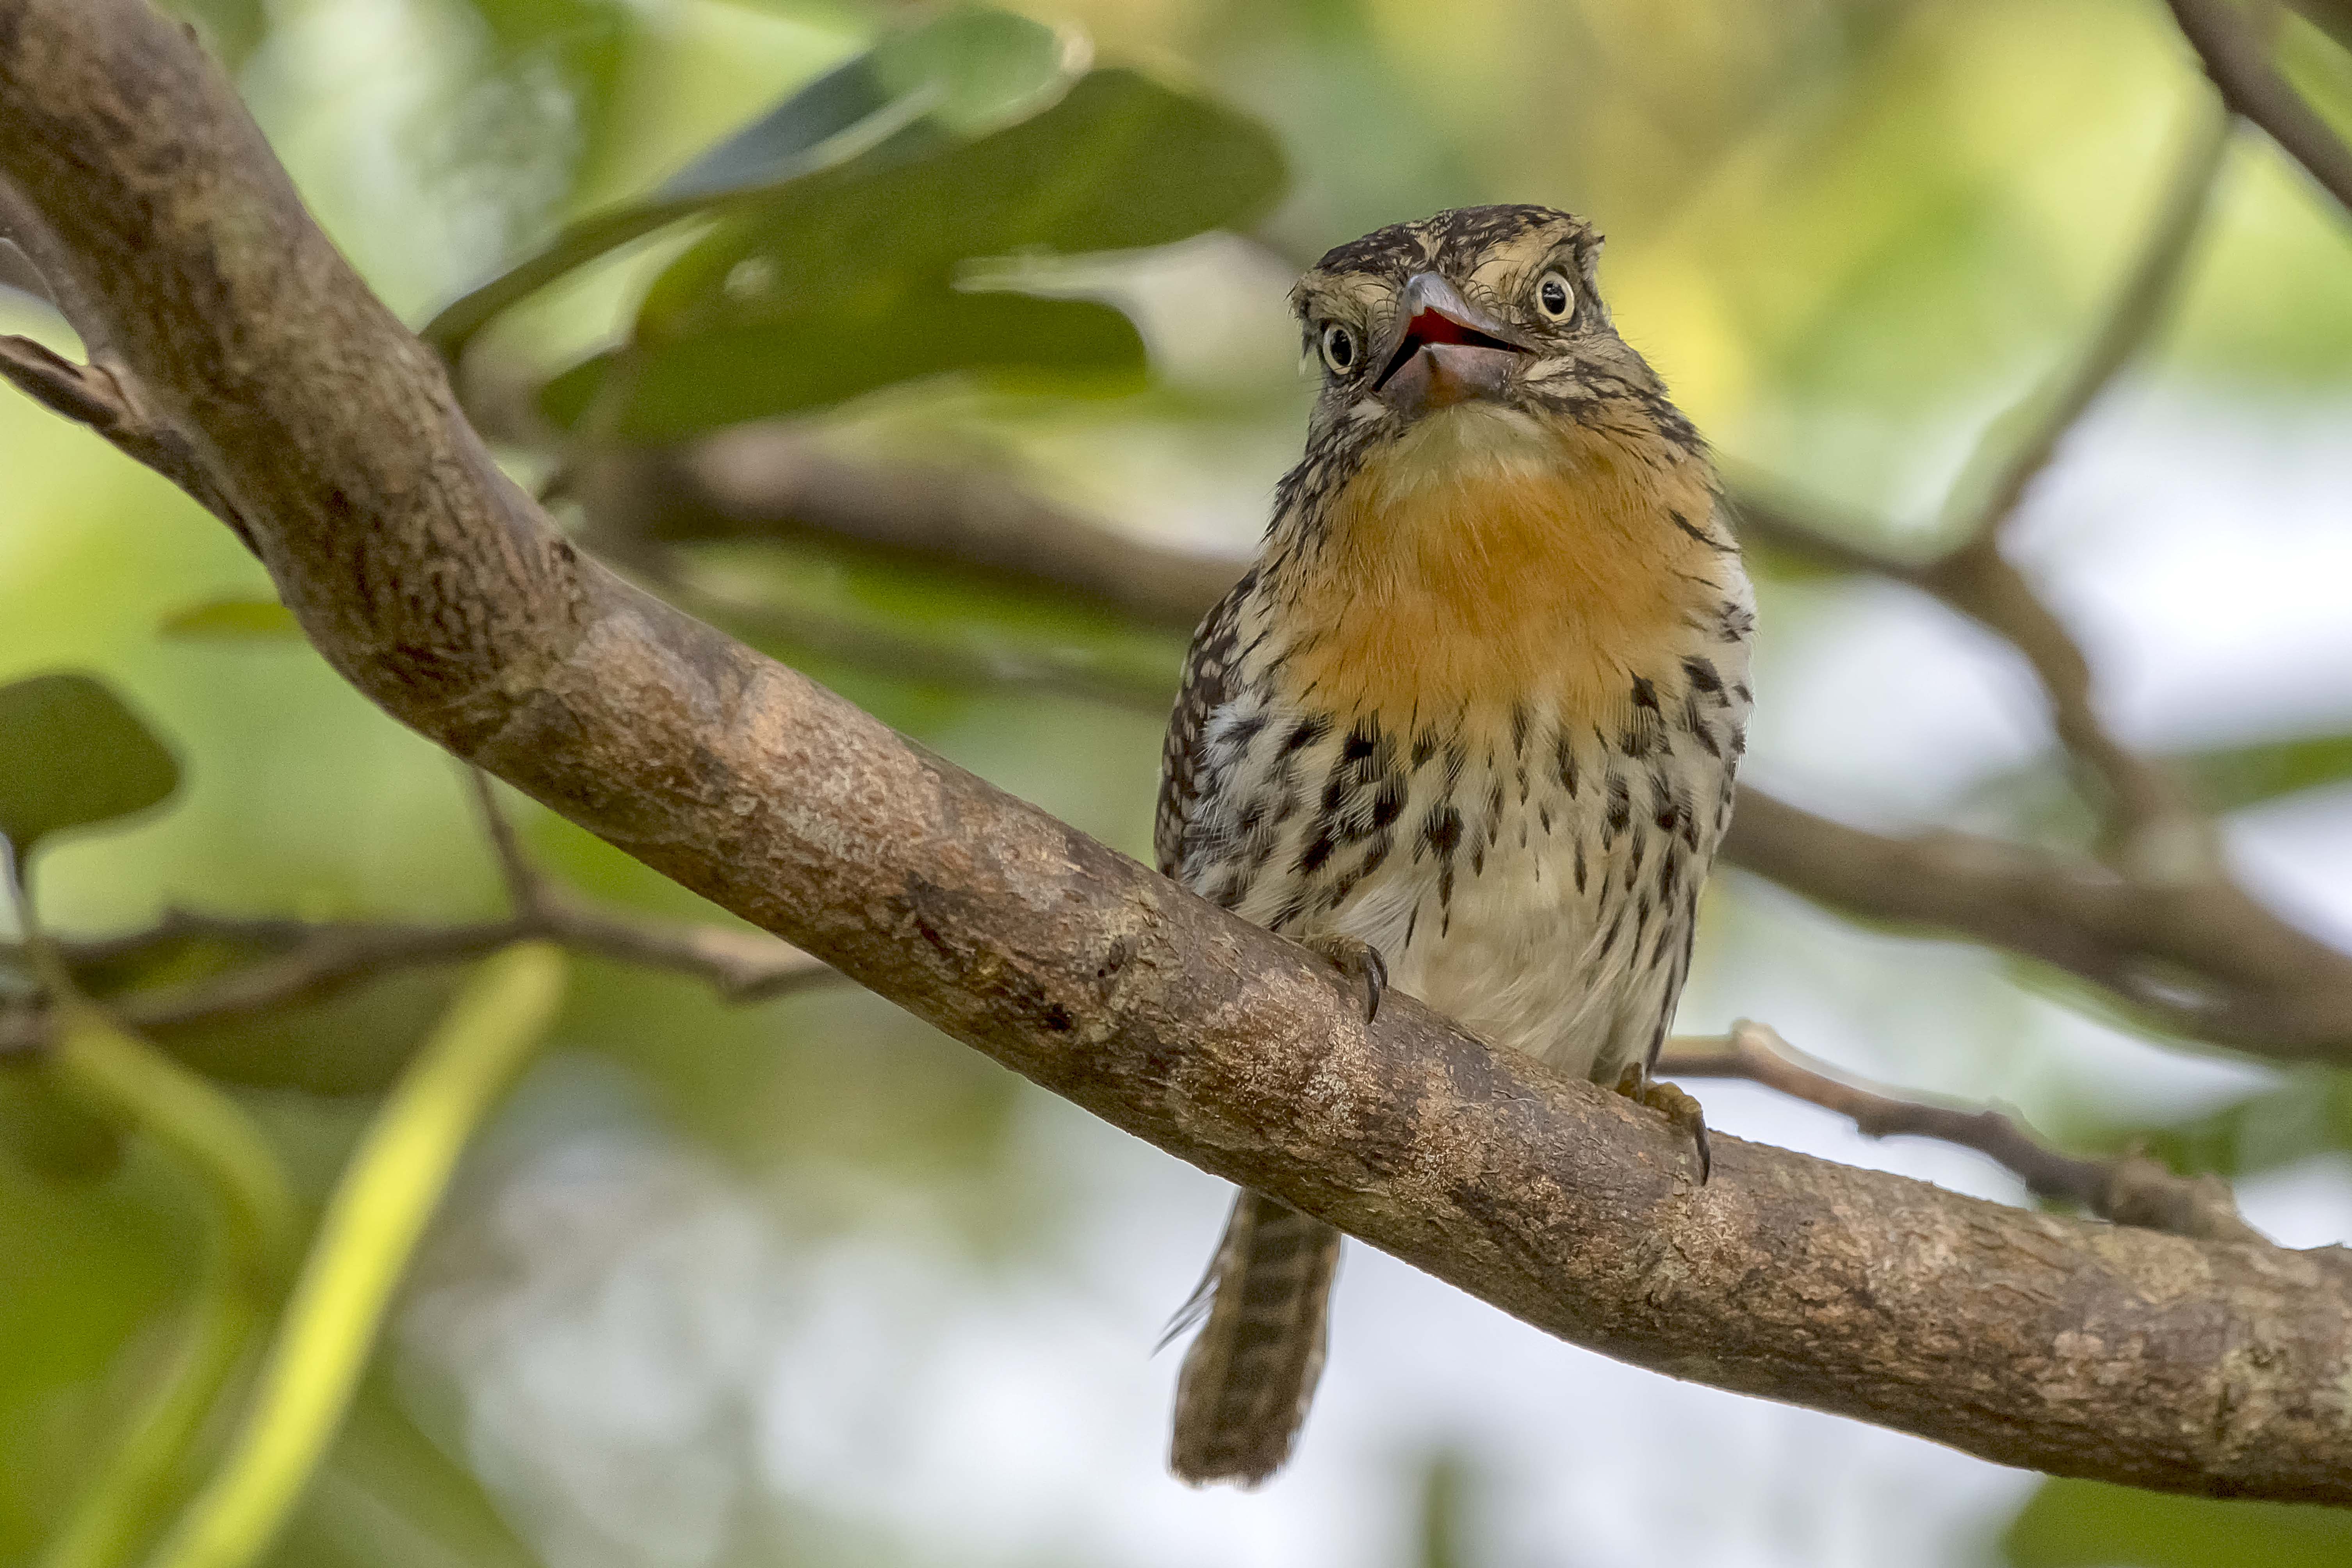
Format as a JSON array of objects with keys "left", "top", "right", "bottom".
[
  {"left": 2003, "top": 1478, "right": 2352, "bottom": 1568},
  {"left": 555, "top": 67, "right": 1283, "bottom": 437},
  {"left": 641, "top": 68, "right": 1285, "bottom": 335},
  {"left": 420, "top": 4, "right": 1070, "bottom": 362},
  {"left": 2177, "top": 730, "right": 2352, "bottom": 811},
  {"left": 661, "top": 7, "right": 1066, "bottom": 199},
  {"left": 157, "top": 598, "right": 304, "bottom": 643},
  {"left": 543, "top": 283, "right": 1145, "bottom": 437},
  {"left": 0, "top": 672, "right": 181, "bottom": 858}
]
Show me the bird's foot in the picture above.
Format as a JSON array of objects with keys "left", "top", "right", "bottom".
[
  {"left": 1301, "top": 934, "right": 1386, "bottom": 1024},
  {"left": 1614, "top": 1065, "right": 1711, "bottom": 1184}
]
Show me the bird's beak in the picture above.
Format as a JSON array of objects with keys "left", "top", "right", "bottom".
[{"left": 1374, "top": 272, "right": 1531, "bottom": 418}]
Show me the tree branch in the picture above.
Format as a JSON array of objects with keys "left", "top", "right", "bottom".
[
  {"left": 0, "top": 899, "right": 835, "bottom": 1057},
  {"left": 2169, "top": 0, "right": 2352, "bottom": 216},
  {"left": 8, "top": 0, "right": 2352, "bottom": 1504},
  {"left": 1656, "top": 1021, "right": 2263, "bottom": 1244}
]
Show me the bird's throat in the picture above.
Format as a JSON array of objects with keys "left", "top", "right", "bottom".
[{"left": 1279, "top": 412, "right": 1725, "bottom": 727}]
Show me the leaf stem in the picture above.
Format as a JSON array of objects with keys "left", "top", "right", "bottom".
[
  {"left": 144, "top": 944, "right": 566, "bottom": 1568},
  {"left": 10, "top": 859, "right": 297, "bottom": 1568}
]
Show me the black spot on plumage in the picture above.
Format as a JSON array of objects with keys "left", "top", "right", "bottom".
[
  {"left": 1511, "top": 702, "right": 1531, "bottom": 757},
  {"left": 1539, "top": 804, "right": 1553, "bottom": 834},
  {"left": 1596, "top": 903, "right": 1626, "bottom": 959},
  {"left": 1666, "top": 510, "right": 1719, "bottom": 549},
  {"left": 1296, "top": 828, "right": 1336, "bottom": 875},
  {"left": 1574, "top": 838, "right": 1588, "bottom": 893},
  {"left": 1283, "top": 714, "right": 1330, "bottom": 753},
  {"left": 1686, "top": 699, "right": 1721, "bottom": 757},
  {"left": 1320, "top": 766, "right": 1355, "bottom": 815},
  {"left": 1357, "top": 834, "right": 1392, "bottom": 882},
  {"left": 1411, "top": 731, "right": 1438, "bottom": 770},
  {"left": 1371, "top": 775, "right": 1408, "bottom": 829},
  {"left": 1683, "top": 656, "right": 1722, "bottom": 697},
  {"left": 1341, "top": 719, "right": 1380, "bottom": 764},
  {"left": 1604, "top": 774, "right": 1631, "bottom": 842},
  {"left": 1554, "top": 730, "right": 1581, "bottom": 797},
  {"left": 1424, "top": 804, "right": 1463, "bottom": 859}
]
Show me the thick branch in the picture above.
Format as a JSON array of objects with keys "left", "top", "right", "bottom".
[
  {"left": 8, "top": 0, "right": 2352, "bottom": 1504},
  {"left": 1657, "top": 1021, "right": 2261, "bottom": 1244}
]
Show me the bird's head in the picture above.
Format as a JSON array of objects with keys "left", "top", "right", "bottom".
[{"left": 1286, "top": 205, "right": 1693, "bottom": 504}]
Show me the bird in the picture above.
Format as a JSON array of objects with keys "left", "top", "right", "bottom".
[{"left": 1153, "top": 204, "right": 1753, "bottom": 1487}]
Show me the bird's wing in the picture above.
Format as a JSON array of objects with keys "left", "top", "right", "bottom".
[{"left": 1154, "top": 570, "right": 1255, "bottom": 882}]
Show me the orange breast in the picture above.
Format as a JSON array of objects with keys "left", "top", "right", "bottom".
[{"left": 1280, "top": 410, "right": 1722, "bottom": 729}]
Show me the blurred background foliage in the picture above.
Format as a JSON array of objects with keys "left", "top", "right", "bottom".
[{"left": 5, "top": 0, "right": 2352, "bottom": 1564}]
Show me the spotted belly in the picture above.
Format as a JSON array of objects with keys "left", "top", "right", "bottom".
[{"left": 1175, "top": 668, "right": 1747, "bottom": 1083}]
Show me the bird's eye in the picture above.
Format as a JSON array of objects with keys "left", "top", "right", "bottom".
[
  {"left": 1319, "top": 322, "right": 1358, "bottom": 374},
  {"left": 1534, "top": 269, "right": 1575, "bottom": 322}
]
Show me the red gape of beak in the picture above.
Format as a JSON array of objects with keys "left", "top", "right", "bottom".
[{"left": 1373, "top": 272, "right": 1526, "bottom": 416}]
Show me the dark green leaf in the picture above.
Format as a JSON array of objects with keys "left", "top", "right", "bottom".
[
  {"left": 640, "top": 69, "right": 1286, "bottom": 339},
  {"left": 0, "top": 673, "right": 181, "bottom": 858},
  {"left": 543, "top": 285, "right": 1145, "bottom": 437},
  {"left": 551, "top": 68, "right": 1283, "bottom": 436},
  {"left": 158, "top": 598, "right": 304, "bottom": 643},
  {"left": 421, "top": 5, "right": 1070, "bottom": 361},
  {"left": 2003, "top": 1477, "right": 2352, "bottom": 1568}
]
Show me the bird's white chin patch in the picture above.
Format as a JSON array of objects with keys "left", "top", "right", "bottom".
[{"left": 1368, "top": 401, "right": 1561, "bottom": 501}]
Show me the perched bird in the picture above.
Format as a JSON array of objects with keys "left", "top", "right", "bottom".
[{"left": 1155, "top": 205, "right": 1753, "bottom": 1486}]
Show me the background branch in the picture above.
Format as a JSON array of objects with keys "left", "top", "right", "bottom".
[
  {"left": 1657, "top": 1021, "right": 2263, "bottom": 1244},
  {"left": 2169, "top": 0, "right": 2352, "bottom": 215}
]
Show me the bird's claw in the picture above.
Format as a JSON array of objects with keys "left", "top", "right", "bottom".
[
  {"left": 1615, "top": 1065, "right": 1711, "bottom": 1184},
  {"left": 1304, "top": 934, "right": 1386, "bottom": 1024}
]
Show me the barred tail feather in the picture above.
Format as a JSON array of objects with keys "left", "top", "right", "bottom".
[{"left": 1168, "top": 1191, "right": 1343, "bottom": 1486}]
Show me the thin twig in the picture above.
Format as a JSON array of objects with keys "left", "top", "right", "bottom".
[
  {"left": 1940, "top": 101, "right": 2234, "bottom": 547},
  {"left": 1656, "top": 1020, "right": 2264, "bottom": 1244},
  {"left": 464, "top": 768, "right": 558, "bottom": 916},
  {"left": 0, "top": 904, "right": 837, "bottom": 1057},
  {"left": 2168, "top": 0, "right": 2352, "bottom": 215}
]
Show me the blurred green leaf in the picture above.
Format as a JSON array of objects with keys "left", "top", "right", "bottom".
[
  {"left": 542, "top": 283, "right": 1146, "bottom": 435},
  {"left": 553, "top": 67, "right": 1284, "bottom": 437},
  {"left": 422, "top": 4, "right": 1071, "bottom": 361},
  {"left": 1964, "top": 727, "right": 2352, "bottom": 861},
  {"left": 663, "top": 5, "right": 1067, "bottom": 198},
  {"left": 2177, "top": 730, "right": 2352, "bottom": 811},
  {"left": 0, "top": 674, "right": 180, "bottom": 859},
  {"left": 2003, "top": 1477, "right": 2352, "bottom": 1567},
  {"left": 156, "top": 600, "right": 303, "bottom": 644},
  {"left": 641, "top": 67, "right": 1285, "bottom": 331}
]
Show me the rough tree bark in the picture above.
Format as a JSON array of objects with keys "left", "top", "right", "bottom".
[{"left": 5, "top": 0, "right": 2352, "bottom": 1505}]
